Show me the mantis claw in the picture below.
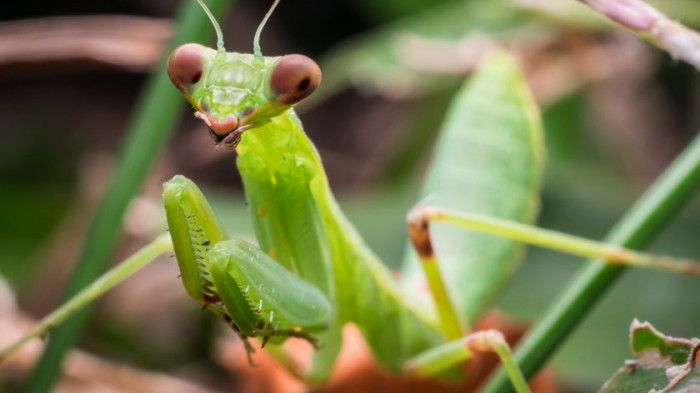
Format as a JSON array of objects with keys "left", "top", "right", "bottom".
[{"left": 240, "top": 336, "right": 257, "bottom": 366}]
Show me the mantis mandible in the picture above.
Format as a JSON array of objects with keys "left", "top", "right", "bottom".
[{"left": 3, "top": 1, "right": 700, "bottom": 391}]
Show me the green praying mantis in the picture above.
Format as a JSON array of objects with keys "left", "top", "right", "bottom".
[{"left": 3, "top": 1, "right": 700, "bottom": 392}]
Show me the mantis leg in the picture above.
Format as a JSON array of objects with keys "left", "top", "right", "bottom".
[
  {"left": 403, "top": 330, "right": 530, "bottom": 393},
  {"left": 0, "top": 234, "right": 173, "bottom": 361},
  {"left": 166, "top": 173, "right": 338, "bottom": 377},
  {"left": 207, "top": 238, "right": 332, "bottom": 347},
  {"left": 403, "top": 203, "right": 700, "bottom": 393},
  {"left": 407, "top": 204, "right": 700, "bottom": 278},
  {"left": 1, "top": 175, "right": 338, "bottom": 376}
]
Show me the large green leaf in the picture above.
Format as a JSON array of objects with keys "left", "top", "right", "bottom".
[{"left": 400, "top": 51, "right": 544, "bottom": 324}]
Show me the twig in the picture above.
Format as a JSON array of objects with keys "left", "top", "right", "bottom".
[
  {"left": 0, "top": 16, "right": 171, "bottom": 73},
  {"left": 577, "top": 0, "right": 700, "bottom": 70}
]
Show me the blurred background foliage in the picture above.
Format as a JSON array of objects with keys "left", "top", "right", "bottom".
[{"left": 1, "top": 0, "right": 700, "bottom": 392}]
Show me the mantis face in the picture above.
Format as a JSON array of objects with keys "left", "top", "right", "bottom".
[{"left": 167, "top": 43, "right": 321, "bottom": 150}]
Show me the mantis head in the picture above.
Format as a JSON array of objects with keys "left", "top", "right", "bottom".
[{"left": 166, "top": 0, "right": 321, "bottom": 150}]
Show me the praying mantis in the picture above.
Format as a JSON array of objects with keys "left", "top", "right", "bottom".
[{"left": 3, "top": 1, "right": 700, "bottom": 392}]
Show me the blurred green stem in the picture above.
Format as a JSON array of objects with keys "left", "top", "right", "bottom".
[
  {"left": 26, "top": 1, "right": 233, "bottom": 391},
  {"left": 483, "top": 132, "right": 700, "bottom": 393}
]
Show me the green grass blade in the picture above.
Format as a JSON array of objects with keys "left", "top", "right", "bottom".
[
  {"left": 25, "top": 1, "right": 233, "bottom": 391},
  {"left": 400, "top": 51, "right": 544, "bottom": 326},
  {"left": 482, "top": 132, "right": 700, "bottom": 393}
]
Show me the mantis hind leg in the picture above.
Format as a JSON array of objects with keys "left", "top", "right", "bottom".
[
  {"left": 407, "top": 204, "right": 700, "bottom": 279},
  {"left": 403, "top": 330, "right": 531, "bottom": 393},
  {"left": 403, "top": 203, "right": 700, "bottom": 393}
]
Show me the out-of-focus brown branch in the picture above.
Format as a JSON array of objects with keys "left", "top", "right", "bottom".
[
  {"left": 577, "top": 0, "right": 700, "bottom": 70},
  {"left": 0, "top": 16, "right": 171, "bottom": 74}
]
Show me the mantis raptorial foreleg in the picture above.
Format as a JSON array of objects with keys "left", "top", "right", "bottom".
[{"left": 165, "top": 176, "right": 332, "bottom": 354}]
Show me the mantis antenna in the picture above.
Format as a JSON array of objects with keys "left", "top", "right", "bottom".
[
  {"left": 196, "top": 0, "right": 225, "bottom": 56},
  {"left": 253, "top": 0, "right": 281, "bottom": 61}
]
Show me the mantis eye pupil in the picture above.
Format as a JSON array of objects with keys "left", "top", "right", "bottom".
[
  {"left": 298, "top": 77, "right": 310, "bottom": 91},
  {"left": 191, "top": 72, "right": 202, "bottom": 84}
]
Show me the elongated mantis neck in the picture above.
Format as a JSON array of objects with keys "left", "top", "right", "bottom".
[{"left": 253, "top": 0, "right": 281, "bottom": 64}]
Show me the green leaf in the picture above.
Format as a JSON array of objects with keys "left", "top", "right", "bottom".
[
  {"left": 600, "top": 320, "right": 700, "bottom": 393},
  {"left": 307, "top": 0, "right": 532, "bottom": 107},
  {"left": 400, "top": 51, "right": 544, "bottom": 324}
]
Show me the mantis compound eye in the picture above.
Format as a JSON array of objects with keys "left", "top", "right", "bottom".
[
  {"left": 269, "top": 54, "right": 321, "bottom": 106},
  {"left": 167, "top": 43, "right": 206, "bottom": 93}
]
